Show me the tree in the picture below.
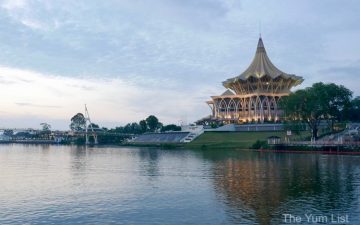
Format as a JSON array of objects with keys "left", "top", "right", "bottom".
[
  {"left": 70, "top": 113, "right": 86, "bottom": 131},
  {"left": 123, "top": 123, "right": 132, "bottom": 133},
  {"left": 113, "top": 126, "right": 124, "bottom": 133},
  {"left": 346, "top": 96, "right": 360, "bottom": 122},
  {"left": 139, "top": 120, "right": 147, "bottom": 133},
  {"left": 131, "top": 123, "right": 142, "bottom": 134},
  {"left": 123, "top": 122, "right": 142, "bottom": 134},
  {"left": 146, "top": 115, "right": 160, "bottom": 131},
  {"left": 40, "top": 123, "right": 51, "bottom": 139},
  {"left": 161, "top": 124, "right": 181, "bottom": 132},
  {"left": 280, "top": 82, "right": 352, "bottom": 140},
  {"left": 88, "top": 123, "right": 99, "bottom": 129},
  {"left": 101, "top": 127, "right": 109, "bottom": 132},
  {"left": 320, "top": 83, "right": 352, "bottom": 129},
  {"left": 3, "top": 129, "right": 13, "bottom": 136},
  {"left": 157, "top": 122, "right": 163, "bottom": 130},
  {"left": 108, "top": 126, "right": 125, "bottom": 133},
  {"left": 40, "top": 123, "right": 51, "bottom": 131}
]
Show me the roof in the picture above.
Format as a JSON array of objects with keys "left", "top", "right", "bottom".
[
  {"left": 221, "top": 89, "right": 235, "bottom": 96},
  {"left": 223, "top": 38, "right": 303, "bottom": 86},
  {"left": 267, "top": 136, "right": 281, "bottom": 139}
]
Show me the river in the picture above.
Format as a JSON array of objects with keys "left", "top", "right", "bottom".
[{"left": 0, "top": 144, "right": 359, "bottom": 225}]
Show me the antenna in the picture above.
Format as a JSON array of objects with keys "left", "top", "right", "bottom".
[{"left": 259, "top": 21, "right": 262, "bottom": 38}]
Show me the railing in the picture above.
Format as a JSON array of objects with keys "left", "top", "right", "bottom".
[{"left": 279, "top": 141, "right": 360, "bottom": 146}]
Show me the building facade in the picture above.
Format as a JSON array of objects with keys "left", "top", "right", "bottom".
[{"left": 207, "top": 37, "right": 303, "bottom": 123}]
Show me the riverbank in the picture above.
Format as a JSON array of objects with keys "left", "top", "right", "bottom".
[
  {"left": 185, "top": 131, "right": 308, "bottom": 149},
  {"left": 0, "top": 140, "right": 58, "bottom": 144},
  {"left": 2, "top": 132, "right": 359, "bottom": 155},
  {"left": 256, "top": 149, "right": 360, "bottom": 155}
]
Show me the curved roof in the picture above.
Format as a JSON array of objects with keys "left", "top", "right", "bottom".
[
  {"left": 223, "top": 38, "right": 303, "bottom": 86},
  {"left": 221, "top": 89, "right": 235, "bottom": 96}
]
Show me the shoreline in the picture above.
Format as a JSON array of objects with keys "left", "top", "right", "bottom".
[
  {"left": 0, "top": 140, "right": 59, "bottom": 144},
  {"left": 256, "top": 149, "right": 360, "bottom": 155},
  {"left": 1, "top": 141, "right": 360, "bottom": 155}
]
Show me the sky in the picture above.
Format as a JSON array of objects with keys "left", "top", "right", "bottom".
[{"left": 0, "top": 0, "right": 359, "bottom": 130}]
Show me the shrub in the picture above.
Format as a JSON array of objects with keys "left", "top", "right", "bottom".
[{"left": 251, "top": 140, "right": 269, "bottom": 149}]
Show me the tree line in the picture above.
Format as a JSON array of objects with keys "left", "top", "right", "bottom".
[
  {"left": 69, "top": 114, "right": 181, "bottom": 134},
  {"left": 280, "top": 82, "right": 359, "bottom": 139}
]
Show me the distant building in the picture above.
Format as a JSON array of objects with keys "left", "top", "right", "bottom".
[
  {"left": 206, "top": 37, "right": 303, "bottom": 123},
  {"left": 0, "top": 134, "right": 11, "bottom": 141},
  {"left": 267, "top": 136, "right": 281, "bottom": 145}
]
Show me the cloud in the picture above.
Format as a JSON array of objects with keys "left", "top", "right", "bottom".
[
  {"left": 0, "top": 74, "right": 33, "bottom": 84},
  {"left": 15, "top": 102, "right": 62, "bottom": 108},
  {"left": 1, "top": 0, "right": 28, "bottom": 10},
  {"left": 20, "top": 18, "right": 44, "bottom": 30},
  {"left": 0, "top": 0, "right": 246, "bottom": 81},
  {"left": 319, "top": 63, "right": 360, "bottom": 76},
  {"left": 0, "top": 0, "right": 359, "bottom": 128},
  {"left": 0, "top": 66, "right": 216, "bottom": 129},
  {"left": 316, "top": 62, "right": 360, "bottom": 96}
]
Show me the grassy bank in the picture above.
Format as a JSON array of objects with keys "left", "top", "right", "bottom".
[{"left": 186, "top": 131, "right": 309, "bottom": 149}]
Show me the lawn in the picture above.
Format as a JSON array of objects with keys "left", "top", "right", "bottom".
[{"left": 186, "top": 131, "right": 310, "bottom": 149}]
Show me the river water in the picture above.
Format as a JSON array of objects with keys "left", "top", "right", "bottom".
[{"left": 0, "top": 144, "right": 359, "bottom": 225}]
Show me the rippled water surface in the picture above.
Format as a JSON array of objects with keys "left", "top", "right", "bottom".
[{"left": 0, "top": 144, "right": 360, "bottom": 225}]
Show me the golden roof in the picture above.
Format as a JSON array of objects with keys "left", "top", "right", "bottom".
[{"left": 223, "top": 38, "right": 303, "bottom": 86}]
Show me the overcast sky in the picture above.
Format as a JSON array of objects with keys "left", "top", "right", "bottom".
[{"left": 0, "top": 0, "right": 359, "bottom": 130}]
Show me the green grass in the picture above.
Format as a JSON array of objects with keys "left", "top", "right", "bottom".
[{"left": 186, "top": 131, "right": 310, "bottom": 149}]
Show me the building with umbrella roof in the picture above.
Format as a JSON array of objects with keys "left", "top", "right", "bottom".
[{"left": 207, "top": 37, "right": 303, "bottom": 123}]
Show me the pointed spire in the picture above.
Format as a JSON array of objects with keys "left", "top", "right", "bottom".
[
  {"left": 256, "top": 37, "right": 265, "bottom": 53},
  {"left": 223, "top": 37, "right": 303, "bottom": 88}
]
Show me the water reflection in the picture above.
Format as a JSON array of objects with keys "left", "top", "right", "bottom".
[
  {"left": 201, "top": 150, "right": 360, "bottom": 224},
  {"left": 70, "top": 145, "right": 88, "bottom": 171},
  {"left": 1, "top": 145, "right": 359, "bottom": 225},
  {"left": 138, "top": 148, "right": 161, "bottom": 178}
]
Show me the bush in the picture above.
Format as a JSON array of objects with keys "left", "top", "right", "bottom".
[
  {"left": 161, "top": 124, "right": 181, "bottom": 132},
  {"left": 251, "top": 140, "right": 269, "bottom": 149}
]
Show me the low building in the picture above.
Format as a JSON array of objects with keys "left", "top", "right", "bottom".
[
  {"left": 0, "top": 135, "right": 11, "bottom": 141},
  {"left": 267, "top": 136, "right": 281, "bottom": 145}
]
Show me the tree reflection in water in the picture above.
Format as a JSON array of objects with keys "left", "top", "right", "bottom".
[{"left": 200, "top": 150, "right": 360, "bottom": 225}]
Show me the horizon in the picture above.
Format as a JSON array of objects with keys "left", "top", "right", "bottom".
[{"left": 0, "top": 0, "right": 359, "bottom": 130}]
